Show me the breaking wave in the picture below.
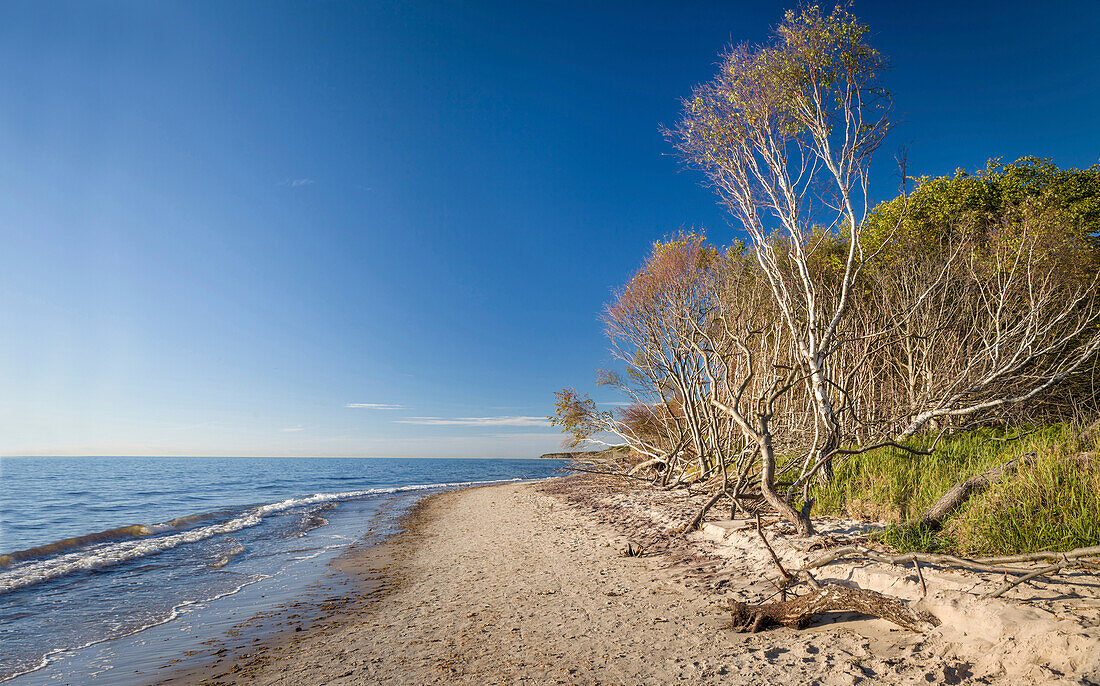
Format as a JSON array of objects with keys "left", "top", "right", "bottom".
[
  {"left": 0, "top": 478, "right": 519, "bottom": 594},
  {"left": 0, "top": 511, "right": 233, "bottom": 567}
]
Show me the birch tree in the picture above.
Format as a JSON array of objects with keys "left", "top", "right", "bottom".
[{"left": 667, "top": 5, "right": 892, "bottom": 534}]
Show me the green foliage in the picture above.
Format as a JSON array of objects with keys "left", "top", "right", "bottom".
[
  {"left": 811, "top": 428, "right": 1045, "bottom": 523},
  {"left": 949, "top": 448, "right": 1100, "bottom": 555},
  {"left": 879, "top": 523, "right": 955, "bottom": 554},
  {"left": 567, "top": 4, "right": 1100, "bottom": 546},
  {"left": 804, "top": 226, "right": 849, "bottom": 284},
  {"left": 607, "top": 232, "right": 717, "bottom": 326},
  {"left": 672, "top": 4, "right": 888, "bottom": 190},
  {"left": 811, "top": 424, "right": 1100, "bottom": 555},
  {"left": 864, "top": 157, "right": 1100, "bottom": 281},
  {"left": 549, "top": 388, "right": 599, "bottom": 448}
]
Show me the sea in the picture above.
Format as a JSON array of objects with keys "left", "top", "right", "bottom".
[{"left": 0, "top": 456, "right": 567, "bottom": 684}]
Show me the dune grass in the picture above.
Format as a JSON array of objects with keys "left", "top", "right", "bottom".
[{"left": 808, "top": 423, "right": 1100, "bottom": 555}]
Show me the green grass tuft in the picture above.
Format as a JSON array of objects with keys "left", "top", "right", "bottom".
[
  {"left": 879, "top": 523, "right": 956, "bottom": 554},
  {"left": 948, "top": 449, "right": 1100, "bottom": 555}
]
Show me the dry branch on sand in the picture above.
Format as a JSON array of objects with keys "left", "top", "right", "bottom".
[
  {"left": 802, "top": 542, "right": 1100, "bottom": 601},
  {"left": 730, "top": 515, "right": 940, "bottom": 633},
  {"left": 729, "top": 584, "right": 940, "bottom": 633},
  {"left": 804, "top": 544, "right": 1100, "bottom": 574}
]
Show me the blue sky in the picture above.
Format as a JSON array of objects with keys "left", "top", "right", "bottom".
[{"left": 2, "top": 1, "right": 1098, "bottom": 457}]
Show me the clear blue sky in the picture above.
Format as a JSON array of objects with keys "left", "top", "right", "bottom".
[{"left": 2, "top": 1, "right": 1098, "bottom": 457}]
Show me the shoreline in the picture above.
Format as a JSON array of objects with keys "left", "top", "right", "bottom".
[
  {"left": 165, "top": 475, "right": 1100, "bottom": 685},
  {"left": 0, "top": 461, "right": 564, "bottom": 685},
  {"left": 154, "top": 488, "right": 444, "bottom": 684}
]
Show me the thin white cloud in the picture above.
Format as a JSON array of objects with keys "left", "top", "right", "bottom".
[
  {"left": 486, "top": 431, "right": 564, "bottom": 439},
  {"left": 280, "top": 426, "right": 305, "bottom": 432},
  {"left": 394, "top": 416, "right": 551, "bottom": 427},
  {"left": 279, "top": 178, "right": 316, "bottom": 187},
  {"left": 346, "top": 403, "right": 405, "bottom": 410}
]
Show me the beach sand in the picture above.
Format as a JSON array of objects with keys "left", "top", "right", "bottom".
[{"left": 168, "top": 477, "right": 1100, "bottom": 685}]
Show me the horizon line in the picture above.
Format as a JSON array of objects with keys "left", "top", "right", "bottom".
[{"left": 0, "top": 454, "right": 569, "bottom": 460}]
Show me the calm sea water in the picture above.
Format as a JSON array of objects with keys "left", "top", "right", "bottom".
[{"left": 0, "top": 456, "right": 566, "bottom": 684}]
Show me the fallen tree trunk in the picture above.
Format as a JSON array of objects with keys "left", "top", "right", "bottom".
[
  {"left": 918, "top": 452, "right": 1032, "bottom": 528},
  {"left": 627, "top": 457, "right": 666, "bottom": 476},
  {"left": 729, "top": 584, "right": 940, "bottom": 633},
  {"left": 906, "top": 452, "right": 1033, "bottom": 532}
]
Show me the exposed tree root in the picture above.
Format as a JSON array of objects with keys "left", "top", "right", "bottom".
[{"left": 729, "top": 584, "right": 940, "bottom": 633}]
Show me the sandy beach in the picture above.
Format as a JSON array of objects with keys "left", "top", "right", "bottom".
[{"left": 168, "top": 476, "right": 1100, "bottom": 685}]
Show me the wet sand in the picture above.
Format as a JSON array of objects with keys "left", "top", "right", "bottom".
[{"left": 165, "top": 477, "right": 1100, "bottom": 685}]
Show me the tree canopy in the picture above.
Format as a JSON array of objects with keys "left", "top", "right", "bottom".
[{"left": 864, "top": 157, "right": 1100, "bottom": 282}]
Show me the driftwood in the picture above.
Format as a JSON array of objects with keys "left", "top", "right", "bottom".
[
  {"left": 738, "top": 515, "right": 938, "bottom": 633},
  {"left": 730, "top": 584, "right": 940, "bottom": 633}
]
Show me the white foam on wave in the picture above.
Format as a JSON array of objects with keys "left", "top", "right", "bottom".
[{"left": 0, "top": 478, "right": 520, "bottom": 595}]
